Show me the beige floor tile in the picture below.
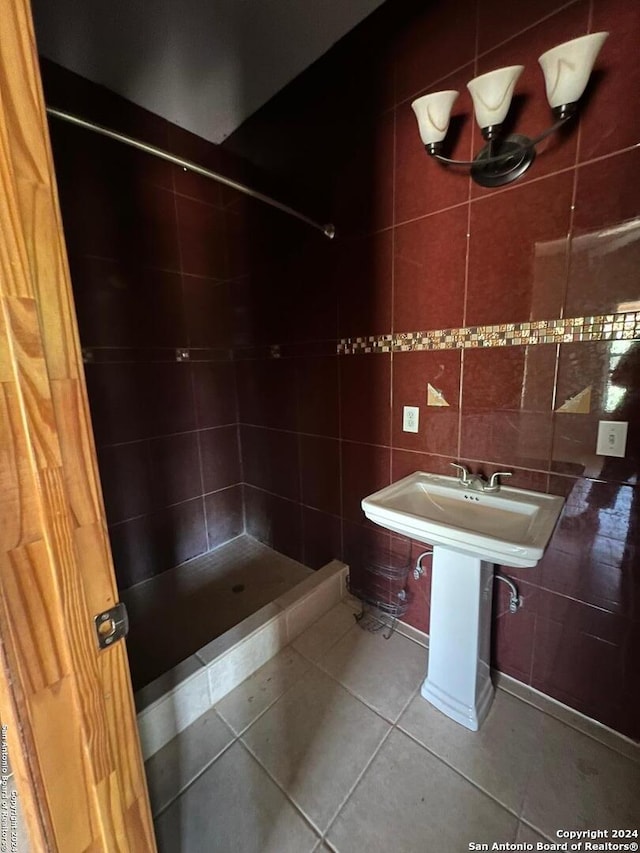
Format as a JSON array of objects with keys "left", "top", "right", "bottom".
[
  {"left": 398, "top": 689, "right": 543, "bottom": 813},
  {"left": 242, "top": 666, "right": 390, "bottom": 833},
  {"left": 292, "top": 603, "right": 358, "bottom": 663},
  {"left": 317, "top": 625, "right": 425, "bottom": 721},
  {"left": 522, "top": 714, "right": 640, "bottom": 836},
  {"left": 216, "top": 648, "right": 310, "bottom": 734},
  {"left": 154, "top": 741, "right": 319, "bottom": 853},
  {"left": 516, "top": 821, "right": 552, "bottom": 844},
  {"left": 327, "top": 729, "right": 518, "bottom": 853},
  {"left": 145, "top": 707, "right": 234, "bottom": 816}
]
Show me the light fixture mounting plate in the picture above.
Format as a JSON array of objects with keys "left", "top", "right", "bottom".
[{"left": 471, "top": 134, "right": 536, "bottom": 188}]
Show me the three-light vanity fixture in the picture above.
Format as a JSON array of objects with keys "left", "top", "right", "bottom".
[{"left": 411, "top": 32, "right": 608, "bottom": 187}]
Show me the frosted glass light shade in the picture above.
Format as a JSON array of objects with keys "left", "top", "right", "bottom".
[
  {"left": 538, "top": 32, "right": 608, "bottom": 108},
  {"left": 411, "top": 90, "right": 459, "bottom": 145},
  {"left": 467, "top": 66, "right": 524, "bottom": 129}
]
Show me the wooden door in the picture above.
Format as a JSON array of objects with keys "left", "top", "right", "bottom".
[{"left": 0, "top": 0, "right": 157, "bottom": 849}]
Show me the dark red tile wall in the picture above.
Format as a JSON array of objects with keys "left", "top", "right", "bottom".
[
  {"left": 222, "top": 0, "right": 640, "bottom": 738},
  {"left": 41, "top": 60, "right": 245, "bottom": 590}
]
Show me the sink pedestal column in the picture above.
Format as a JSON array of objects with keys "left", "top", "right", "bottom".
[{"left": 421, "top": 545, "right": 494, "bottom": 731}]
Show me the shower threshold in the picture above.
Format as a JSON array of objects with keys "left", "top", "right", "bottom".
[{"left": 132, "top": 540, "right": 348, "bottom": 760}]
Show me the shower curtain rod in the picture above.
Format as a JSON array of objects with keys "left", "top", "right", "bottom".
[{"left": 46, "top": 107, "right": 336, "bottom": 239}]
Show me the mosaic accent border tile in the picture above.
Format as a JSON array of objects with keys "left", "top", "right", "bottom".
[{"left": 337, "top": 313, "right": 640, "bottom": 354}]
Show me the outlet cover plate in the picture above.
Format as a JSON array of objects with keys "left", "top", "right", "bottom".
[{"left": 403, "top": 406, "right": 419, "bottom": 433}]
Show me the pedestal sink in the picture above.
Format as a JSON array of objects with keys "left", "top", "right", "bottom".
[{"left": 361, "top": 472, "right": 564, "bottom": 730}]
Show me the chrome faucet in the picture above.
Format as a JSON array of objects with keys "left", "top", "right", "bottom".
[
  {"left": 450, "top": 464, "right": 512, "bottom": 492},
  {"left": 450, "top": 463, "right": 485, "bottom": 490},
  {"left": 483, "top": 471, "right": 513, "bottom": 492}
]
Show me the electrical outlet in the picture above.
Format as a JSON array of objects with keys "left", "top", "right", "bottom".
[
  {"left": 596, "top": 420, "right": 628, "bottom": 457},
  {"left": 403, "top": 406, "right": 419, "bottom": 433}
]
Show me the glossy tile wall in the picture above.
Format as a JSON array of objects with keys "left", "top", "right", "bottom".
[
  {"left": 223, "top": 0, "right": 640, "bottom": 738},
  {"left": 42, "top": 61, "right": 244, "bottom": 590}
]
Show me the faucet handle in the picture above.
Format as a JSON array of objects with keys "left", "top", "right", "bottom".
[
  {"left": 450, "top": 463, "right": 472, "bottom": 484},
  {"left": 487, "top": 471, "right": 512, "bottom": 491}
]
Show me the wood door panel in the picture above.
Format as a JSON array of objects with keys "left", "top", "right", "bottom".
[
  {"left": 0, "top": 0, "right": 157, "bottom": 848},
  {"left": 0, "top": 382, "right": 41, "bottom": 547}
]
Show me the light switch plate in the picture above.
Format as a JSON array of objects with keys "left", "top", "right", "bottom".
[
  {"left": 596, "top": 420, "right": 628, "bottom": 457},
  {"left": 403, "top": 406, "right": 419, "bottom": 433}
]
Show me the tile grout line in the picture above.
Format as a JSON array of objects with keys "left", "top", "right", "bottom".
[
  {"left": 497, "top": 681, "right": 640, "bottom": 764},
  {"left": 237, "top": 735, "right": 327, "bottom": 840},
  {"left": 396, "top": 724, "right": 524, "bottom": 823},
  {"left": 214, "top": 651, "right": 318, "bottom": 740},
  {"left": 320, "top": 725, "right": 396, "bottom": 845},
  {"left": 150, "top": 722, "right": 239, "bottom": 821},
  {"left": 394, "top": 0, "right": 583, "bottom": 111}
]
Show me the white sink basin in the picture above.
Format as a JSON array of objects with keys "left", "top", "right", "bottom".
[
  {"left": 361, "top": 472, "right": 564, "bottom": 568},
  {"left": 361, "top": 471, "right": 565, "bottom": 731}
]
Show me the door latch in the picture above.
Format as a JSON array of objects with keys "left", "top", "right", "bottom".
[{"left": 94, "top": 602, "right": 129, "bottom": 650}]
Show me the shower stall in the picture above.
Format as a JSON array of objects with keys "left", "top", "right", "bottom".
[{"left": 41, "top": 59, "right": 341, "bottom": 700}]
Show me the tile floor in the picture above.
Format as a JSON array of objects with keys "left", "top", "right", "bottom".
[
  {"left": 147, "top": 602, "right": 640, "bottom": 852},
  {"left": 123, "top": 535, "right": 312, "bottom": 689}
]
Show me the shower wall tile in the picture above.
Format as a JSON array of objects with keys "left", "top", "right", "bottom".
[
  {"left": 145, "top": 363, "right": 197, "bottom": 438},
  {"left": 391, "top": 449, "right": 455, "bottom": 481},
  {"left": 192, "top": 361, "right": 238, "bottom": 428},
  {"left": 167, "top": 124, "right": 227, "bottom": 208},
  {"left": 579, "top": 0, "right": 640, "bottom": 162},
  {"left": 176, "top": 196, "right": 228, "bottom": 279},
  {"left": 85, "top": 362, "right": 152, "bottom": 446},
  {"left": 391, "top": 350, "right": 461, "bottom": 456},
  {"left": 341, "top": 442, "right": 391, "bottom": 525},
  {"left": 340, "top": 354, "right": 391, "bottom": 446},
  {"left": 476, "top": 0, "right": 567, "bottom": 55},
  {"left": 148, "top": 432, "right": 202, "bottom": 508},
  {"left": 530, "top": 597, "right": 628, "bottom": 730},
  {"left": 58, "top": 178, "right": 181, "bottom": 270},
  {"left": 69, "top": 257, "right": 186, "bottom": 349},
  {"left": 336, "top": 231, "right": 393, "bottom": 339},
  {"left": 240, "top": 425, "right": 300, "bottom": 502},
  {"left": 566, "top": 147, "right": 640, "bottom": 318},
  {"left": 156, "top": 498, "right": 208, "bottom": 569},
  {"left": 393, "top": 0, "right": 477, "bottom": 104},
  {"left": 460, "top": 345, "right": 556, "bottom": 469},
  {"left": 205, "top": 486, "right": 244, "bottom": 550},
  {"left": 299, "top": 436, "right": 341, "bottom": 515},
  {"left": 466, "top": 172, "right": 573, "bottom": 326},
  {"left": 236, "top": 358, "right": 297, "bottom": 431},
  {"left": 331, "top": 109, "right": 394, "bottom": 238},
  {"left": 244, "top": 486, "right": 303, "bottom": 562},
  {"left": 97, "top": 442, "right": 153, "bottom": 525},
  {"left": 200, "top": 426, "right": 241, "bottom": 494},
  {"left": 45, "top": 61, "right": 249, "bottom": 591},
  {"left": 183, "top": 277, "right": 233, "bottom": 348},
  {"left": 109, "top": 514, "right": 163, "bottom": 588},
  {"left": 493, "top": 605, "right": 536, "bottom": 685},
  {"left": 551, "top": 340, "right": 640, "bottom": 482},
  {"left": 302, "top": 508, "right": 343, "bottom": 570},
  {"left": 393, "top": 207, "right": 468, "bottom": 334},
  {"left": 394, "top": 64, "right": 474, "bottom": 224},
  {"left": 295, "top": 356, "right": 339, "bottom": 438}
]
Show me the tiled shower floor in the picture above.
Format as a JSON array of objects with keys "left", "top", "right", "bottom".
[
  {"left": 122, "top": 535, "right": 312, "bottom": 690},
  {"left": 146, "top": 601, "right": 640, "bottom": 852}
]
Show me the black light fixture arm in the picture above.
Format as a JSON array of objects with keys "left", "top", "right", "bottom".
[{"left": 425, "top": 109, "right": 574, "bottom": 168}]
